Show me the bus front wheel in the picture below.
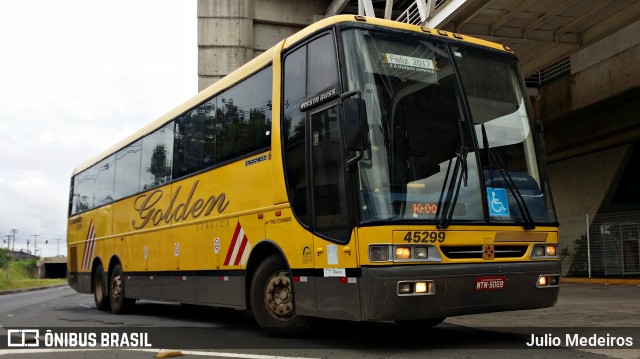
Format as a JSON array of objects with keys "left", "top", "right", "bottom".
[
  {"left": 109, "top": 263, "right": 135, "bottom": 314},
  {"left": 93, "top": 263, "right": 110, "bottom": 311},
  {"left": 250, "top": 255, "right": 312, "bottom": 337}
]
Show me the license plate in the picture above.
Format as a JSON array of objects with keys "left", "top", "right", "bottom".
[{"left": 475, "top": 276, "right": 506, "bottom": 291}]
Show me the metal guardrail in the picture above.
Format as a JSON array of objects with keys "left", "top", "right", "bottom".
[
  {"left": 566, "top": 211, "right": 640, "bottom": 278},
  {"left": 395, "top": 0, "right": 448, "bottom": 25}
]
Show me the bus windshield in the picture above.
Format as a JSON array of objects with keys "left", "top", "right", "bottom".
[{"left": 341, "top": 28, "right": 556, "bottom": 226}]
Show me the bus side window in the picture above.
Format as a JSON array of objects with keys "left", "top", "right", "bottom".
[
  {"left": 140, "top": 123, "right": 174, "bottom": 190},
  {"left": 283, "top": 44, "right": 309, "bottom": 226},
  {"left": 311, "top": 106, "right": 349, "bottom": 242},
  {"left": 94, "top": 156, "right": 115, "bottom": 206},
  {"left": 216, "top": 67, "right": 272, "bottom": 164},
  {"left": 307, "top": 34, "right": 338, "bottom": 95},
  {"left": 283, "top": 32, "right": 341, "bottom": 237},
  {"left": 173, "top": 109, "right": 206, "bottom": 178},
  {"left": 114, "top": 141, "right": 142, "bottom": 200},
  {"left": 72, "top": 167, "right": 95, "bottom": 214}
]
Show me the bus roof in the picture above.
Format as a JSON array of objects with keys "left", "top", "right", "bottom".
[{"left": 72, "top": 15, "right": 510, "bottom": 176}]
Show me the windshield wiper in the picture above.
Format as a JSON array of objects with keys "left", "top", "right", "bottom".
[
  {"left": 437, "top": 107, "right": 470, "bottom": 229},
  {"left": 437, "top": 146, "right": 468, "bottom": 229},
  {"left": 481, "top": 124, "right": 535, "bottom": 230}
]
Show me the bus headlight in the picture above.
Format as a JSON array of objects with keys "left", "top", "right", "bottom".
[
  {"left": 397, "top": 280, "right": 435, "bottom": 296},
  {"left": 414, "top": 247, "right": 429, "bottom": 259},
  {"left": 399, "top": 282, "right": 412, "bottom": 294},
  {"left": 395, "top": 247, "right": 411, "bottom": 260},
  {"left": 537, "top": 275, "right": 560, "bottom": 288},
  {"left": 531, "top": 244, "right": 558, "bottom": 259},
  {"left": 546, "top": 245, "right": 557, "bottom": 257},
  {"left": 369, "top": 245, "right": 390, "bottom": 262},
  {"left": 533, "top": 246, "right": 545, "bottom": 257},
  {"left": 370, "top": 244, "right": 441, "bottom": 263},
  {"left": 414, "top": 282, "right": 428, "bottom": 293}
]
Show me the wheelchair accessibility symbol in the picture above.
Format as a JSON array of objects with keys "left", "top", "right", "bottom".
[{"left": 487, "top": 188, "right": 509, "bottom": 216}]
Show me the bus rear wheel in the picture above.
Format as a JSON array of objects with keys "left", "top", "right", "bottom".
[
  {"left": 250, "top": 255, "right": 312, "bottom": 337},
  {"left": 109, "top": 263, "right": 135, "bottom": 314},
  {"left": 93, "top": 263, "right": 110, "bottom": 311}
]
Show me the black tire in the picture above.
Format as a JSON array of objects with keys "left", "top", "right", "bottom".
[
  {"left": 250, "top": 255, "right": 313, "bottom": 337},
  {"left": 93, "top": 263, "right": 110, "bottom": 311},
  {"left": 109, "top": 263, "right": 135, "bottom": 314},
  {"left": 395, "top": 318, "right": 446, "bottom": 328}
]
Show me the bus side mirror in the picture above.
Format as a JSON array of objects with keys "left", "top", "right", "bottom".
[
  {"left": 534, "top": 120, "right": 546, "bottom": 153},
  {"left": 343, "top": 97, "right": 367, "bottom": 152}
]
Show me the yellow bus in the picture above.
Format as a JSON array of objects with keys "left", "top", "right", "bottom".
[{"left": 67, "top": 15, "right": 560, "bottom": 337}]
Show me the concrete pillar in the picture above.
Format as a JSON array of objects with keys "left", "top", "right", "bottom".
[
  {"left": 197, "top": 0, "right": 330, "bottom": 92},
  {"left": 198, "top": 0, "right": 255, "bottom": 91}
]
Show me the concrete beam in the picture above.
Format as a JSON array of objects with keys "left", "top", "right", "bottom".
[
  {"left": 536, "top": 40, "right": 640, "bottom": 126},
  {"left": 459, "top": 23, "right": 580, "bottom": 45},
  {"left": 255, "top": 0, "right": 329, "bottom": 26},
  {"left": 490, "top": 0, "right": 535, "bottom": 35},
  {"left": 555, "top": 0, "right": 615, "bottom": 37},
  {"left": 522, "top": 0, "right": 577, "bottom": 35},
  {"left": 423, "top": 0, "right": 470, "bottom": 28},
  {"left": 580, "top": 1, "right": 640, "bottom": 55},
  {"left": 325, "top": 0, "right": 349, "bottom": 16},
  {"left": 520, "top": 43, "right": 577, "bottom": 77},
  {"left": 454, "top": 0, "right": 494, "bottom": 32},
  {"left": 572, "top": 19, "right": 640, "bottom": 74}
]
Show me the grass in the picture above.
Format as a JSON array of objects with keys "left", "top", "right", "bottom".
[{"left": 0, "top": 259, "right": 66, "bottom": 291}]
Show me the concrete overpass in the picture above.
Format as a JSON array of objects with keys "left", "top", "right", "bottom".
[
  {"left": 197, "top": 0, "right": 640, "bottom": 276},
  {"left": 37, "top": 256, "right": 67, "bottom": 279}
]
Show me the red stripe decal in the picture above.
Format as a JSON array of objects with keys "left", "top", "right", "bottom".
[
  {"left": 234, "top": 235, "right": 249, "bottom": 266},
  {"left": 223, "top": 222, "right": 242, "bottom": 266}
]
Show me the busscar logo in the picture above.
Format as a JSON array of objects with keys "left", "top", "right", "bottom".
[{"left": 7, "top": 329, "right": 39, "bottom": 347}]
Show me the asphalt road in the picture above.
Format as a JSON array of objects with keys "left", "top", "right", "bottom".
[{"left": 0, "top": 283, "right": 639, "bottom": 358}]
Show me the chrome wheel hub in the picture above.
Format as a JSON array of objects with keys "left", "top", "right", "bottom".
[{"left": 264, "top": 271, "right": 293, "bottom": 320}]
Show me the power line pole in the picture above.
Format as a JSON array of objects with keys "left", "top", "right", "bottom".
[
  {"left": 32, "top": 234, "right": 39, "bottom": 257},
  {"left": 55, "top": 239, "right": 62, "bottom": 257},
  {"left": 10, "top": 229, "right": 18, "bottom": 252},
  {"left": 3, "top": 235, "right": 10, "bottom": 249}
]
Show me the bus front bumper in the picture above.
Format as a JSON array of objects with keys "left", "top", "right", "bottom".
[{"left": 359, "top": 261, "right": 560, "bottom": 321}]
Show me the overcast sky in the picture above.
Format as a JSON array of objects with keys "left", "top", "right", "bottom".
[{"left": 0, "top": 0, "right": 197, "bottom": 257}]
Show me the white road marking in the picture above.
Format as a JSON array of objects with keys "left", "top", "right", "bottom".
[
  {"left": 128, "top": 349, "right": 321, "bottom": 359},
  {"left": 0, "top": 348, "right": 321, "bottom": 359}
]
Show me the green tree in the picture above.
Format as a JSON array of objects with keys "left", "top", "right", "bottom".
[
  {"left": 147, "top": 144, "right": 170, "bottom": 186},
  {"left": 0, "top": 248, "right": 10, "bottom": 279}
]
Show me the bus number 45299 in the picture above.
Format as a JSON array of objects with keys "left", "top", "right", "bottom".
[{"left": 403, "top": 231, "right": 446, "bottom": 243}]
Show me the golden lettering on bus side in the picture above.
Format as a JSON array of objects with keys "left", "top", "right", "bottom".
[
  {"left": 131, "top": 180, "right": 230, "bottom": 230},
  {"left": 195, "top": 219, "right": 230, "bottom": 231},
  {"left": 132, "top": 190, "right": 163, "bottom": 228}
]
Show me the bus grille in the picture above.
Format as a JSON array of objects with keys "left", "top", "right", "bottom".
[{"left": 440, "top": 245, "right": 528, "bottom": 259}]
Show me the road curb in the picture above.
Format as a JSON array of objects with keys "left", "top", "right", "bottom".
[
  {"left": 0, "top": 283, "right": 68, "bottom": 296},
  {"left": 561, "top": 277, "right": 640, "bottom": 285}
]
